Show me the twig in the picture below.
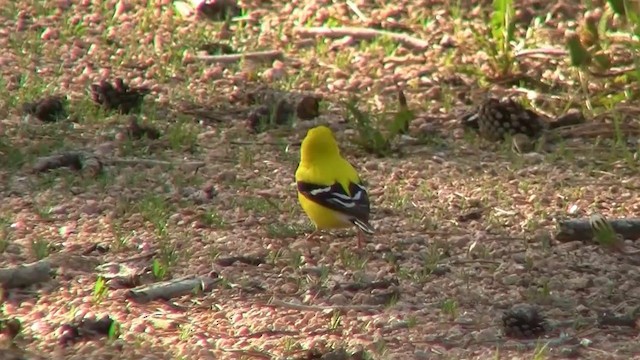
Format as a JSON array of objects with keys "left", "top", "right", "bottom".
[
  {"left": 229, "top": 141, "right": 292, "bottom": 146},
  {"left": 194, "top": 50, "right": 283, "bottom": 64},
  {"left": 556, "top": 218, "right": 640, "bottom": 242},
  {"left": 589, "top": 66, "right": 636, "bottom": 78},
  {"left": 514, "top": 48, "right": 568, "bottom": 58},
  {"left": 116, "top": 251, "right": 157, "bottom": 263},
  {"left": 268, "top": 299, "right": 383, "bottom": 312},
  {"left": 447, "top": 259, "right": 500, "bottom": 266},
  {"left": 477, "top": 335, "right": 579, "bottom": 349},
  {"left": 346, "top": 0, "right": 369, "bottom": 22},
  {"left": 0, "top": 259, "right": 53, "bottom": 288},
  {"left": 219, "top": 348, "right": 274, "bottom": 359},
  {"left": 597, "top": 312, "right": 638, "bottom": 328},
  {"left": 108, "top": 158, "right": 205, "bottom": 168},
  {"left": 294, "top": 26, "right": 430, "bottom": 51},
  {"left": 127, "top": 275, "right": 221, "bottom": 302}
]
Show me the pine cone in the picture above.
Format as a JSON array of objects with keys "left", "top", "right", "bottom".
[
  {"left": 502, "top": 304, "right": 548, "bottom": 338},
  {"left": 90, "top": 78, "right": 150, "bottom": 114},
  {"left": 463, "top": 97, "right": 546, "bottom": 142},
  {"left": 22, "top": 95, "right": 68, "bottom": 122}
]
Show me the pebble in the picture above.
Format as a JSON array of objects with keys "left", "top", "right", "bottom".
[
  {"left": 567, "top": 276, "right": 592, "bottom": 290},
  {"left": 329, "top": 293, "right": 349, "bottom": 305},
  {"left": 501, "top": 274, "right": 520, "bottom": 286},
  {"left": 473, "top": 328, "right": 499, "bottom": 342}
]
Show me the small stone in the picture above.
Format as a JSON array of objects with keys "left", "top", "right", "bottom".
[
  {"left": 567, "top": 276, "right": 592, "bottom": 290},
  {"left": 329, "top": 293, "right": 349, "bottom": 305},
  {"left": 50, "top": 204, "right": 69, "bottom": 215},
  {"left": 502, "top": 274, "right": 520, "bottom": 286},
  {"left": 575, "top": 304, "right": 590, "bottom": 314},
  {"left": 450, "top": 235, "right": 471, "bottom": 247},
  {"left": 473, "top": 328, "right": 499, "bottom": 342},
  {"left": 414, "top": 349, "right": 431, "bottom": 360},
  {"left": 216, "top": 170, "right": 236, "bottom": 183},
  {"left": 439, "top": 34, "right": 456, "bottom": 48},
  {"left": 512, "top": 253, "right": 527, "bottom": 264},
  {"left": 81, "top": 200, "right": 102, "bottom": 215},
  {"left": 593, "top": 276, "right": 611, "bottom": 287}
]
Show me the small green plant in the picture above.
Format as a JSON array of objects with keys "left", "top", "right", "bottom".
[
  {"left": 137, "top": 194, "right": 172, "bottom": 238},
  {"left": 93, "top": 276, "right": 108, "bottom": 303},
  {"left": 372, "top": 338, "right": 388, "bottom": 356},
  {"left": 344, "top": 92, "right": 413, "bottom": 157},
  {"left": 420, "top": 241, "right": 449, "bottom": 275},
  {"left": 287, "top": 250, "right": 304, "bottom": 269},
  {"left": 30, "top": 238, "right": 51, "bottom": 260},
  {"left": 441, "top": 298, "right": 458, "bottom": 320},
  {"left": 589, "top": 212, "right": 623, "bottom": 249},
  {"left": 531, "top": 341, "right": 549, "bottom": 360},
  {"left": 266, "top": 248, "right": 284, "bottom": 265},
  {"left": 405, "top": 315, "right": 418, "bottom": 328},
  {"left": 200, "top": 210, "right": 227, "bottom": 229},
  {"left": 152, "top": 258, "right": 169, "bottom": 280},
  {"left": 266, "top": 222, "right": 303, "bottom": 238},
  {"left": 167, "top": 120, "right": 199, "bottom": 152},
  {"left": 178, "top": 324, "right": 194, "bottom": 341},
  {"left": 484, "top": 0, "right": 517, "bottom": 76},
  {"left": 281, "top": 337, "right": 302, "bottom": 353},
  {"left": 328, "top": 310, "right": 342, "bottom": 330},
  {"left": 339, "top": 248, "right": 369, "bottom": 270},
  {"left": 108, "top": 320, "right": 120, "bottom": 341},
  {"left": 0, "top": 219, "right": 11, "bottom": 254}
]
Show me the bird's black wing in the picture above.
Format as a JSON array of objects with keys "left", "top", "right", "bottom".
[{"left": 297, "top": 180, "right": 374, "bottom": 234}]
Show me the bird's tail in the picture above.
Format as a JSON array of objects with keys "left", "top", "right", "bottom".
[{"left": 352, "top": 218, "right": 375, "bottom": 235}]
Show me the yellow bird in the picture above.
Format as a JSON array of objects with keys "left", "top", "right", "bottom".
[{"left": 295, "top": 125, "right": 375, "bottom": 248}]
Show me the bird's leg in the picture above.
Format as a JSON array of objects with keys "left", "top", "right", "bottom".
[
  {"left": 302, "top": 230, "right": 320, "bottom": 258},
  {"left": 305, "top": 229, "right": 320, "bottom": 243},
  {"left": 357, "top": 229, "right": 365, "bottom": 249}
]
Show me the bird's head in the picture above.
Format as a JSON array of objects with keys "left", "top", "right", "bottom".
[{"left": 300, "top": 125, "right": 340, "bottom": 162}]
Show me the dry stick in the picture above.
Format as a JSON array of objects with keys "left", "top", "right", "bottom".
[
  {"left": 556, "top": 218, "right": 640, "bottom": 242},
  {"left": 194, "top": 50, "right": 284, "bottom": 64},
  {"left": 268, "top": 299, "right": 383, "bottom": 312},
  {"left": 0, "top": 259, "right": 53, "bottom": 288},
  {"left": 589, "top": 65, "right": 636, "bottom": 78},
  {"left": 447, "top": 259, "right": 501, "bottom": 266},
  {"left": 218, "top": 348, "right": 274, "bottom": 360},
  {"left": 116, "top": 251, "right": 157, "bottom": 263},
  {"left": 346, "top": 0, "right": 369, "bottom": 22},
  {"left": 477, "top": 335, "right": 578, "bottom": 349},
  {"left": 514, "top": 48, "right": 568, "bottom": 58},
  {"left": 294, "top": 27, "right": 430, "bottom": 51},
  {"left": 127, "top": 276, "right": 221, "bottom": 302},
  {"left": 108, "top": 158, "right": 206, "bottom": 168}
]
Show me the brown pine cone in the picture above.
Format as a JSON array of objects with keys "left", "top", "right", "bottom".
[
  {"left": 502, "top": 304, "right": 548, "bottom": 339},
  {"left": 463, "top": 97, "right": 546, "bottom": 142},
  {"left": 90, "top": 78, "right": 150, "bottom": 114},
  {"left": 22, "top": 95, "right": 68, "bottom": 122}
]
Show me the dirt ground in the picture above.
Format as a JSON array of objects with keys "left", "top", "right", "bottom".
[{"left": 1, "top": 0, "right": 640, "bottom": 359}]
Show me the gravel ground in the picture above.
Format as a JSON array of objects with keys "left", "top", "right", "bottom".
[{"left": 1, "top": 0, "right": 640, "bottom": 359}]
